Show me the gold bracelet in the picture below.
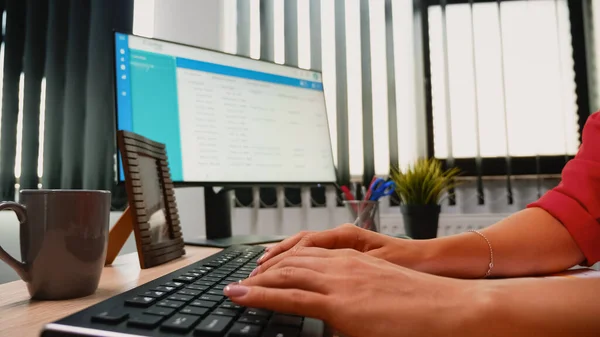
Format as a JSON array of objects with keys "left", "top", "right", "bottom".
[{"left": 468, "top": 230, "right": 494, "bottom": 278}]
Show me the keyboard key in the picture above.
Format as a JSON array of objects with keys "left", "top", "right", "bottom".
[
  {"left": 244, "top": 308, "right": 271, "bottom": 318},
  {"left": 226, "top": 277, "right": 244, "bottom": 283},
  {"left": 219, "top": 267, "right": 236, "bottom": 272},
  {"left": 173, "top": 276, "right": 195, "bottom": 283},
  {"left": 237, "top": 316, "right": 268, "bottom": 326},
  {"left": 195, "top": 315, "right": 233, "bottom": 335},
  {"left": 270, "top": 314, "right": 303, "bottom": 327},
  {"left": 205, "top": 261, "right": 221, "bottom": 268},
  {"left": 156, "top": 300, "right": 186, "bottom": 310},
  {"left": 213, "top": 308, "right": 238, "bottom": 317},
  {"left": 141, "top": 290, "right": 167, "bottom": 298},
  {"left": 190, "top": 300, "right": 218, "bottom": 309},
  {"left": 206, "top": 289, "right": 224, "bottom": 296},
  {"left": 161, "top": 313, "right": 201, "bottom": 333},
  {"left": 125, "top": 296, "right": 156, "bottom": 307},
  {"left": 183, "top": 272, "right": 202, "bottom": 278},
  {"left": 232, "top": 273, "right": 249, "bottom": 278},
  {"left": 177, "top": 289, "right": 202, "bottom": 297},
  {"left": 263, "top": 325, "right": 300, "bottom": 337},
  {"left": 194, "top": 281, "right": 215, "bottom": 287},
  {"left": 163, "top": 281, "right": 184, "bottom": 289},
  {"left": 186, "top": 284, "right": 209, "bottom": 292},
  {"left": 227, "top": 322, "right": 262, "bottom": 336},
  {"left": 127, "top": 314, "right": 163, "bottom": 329},
  {"left": 227, "top": 263, "right": 243, "bottom": 269},
  {"left": 199, "top": 294, "right": 224, "bottom": 302},
  {"left": 212, "top": 284, "right": 226, "bottom": 291},
  {"left": 202, "top": 276, "right": 221, "bottom": 283},
  {"left": 152, "top": 286, "right": 176, "bottom": 293},
  {"left": 144, "top": 306, "right": 176, "bottom": 316},
  {"left": 168, "top": 294, "right": 194, "bottom": 302},
  {"left": 220, "top": 301, "right": 243, "bottom": 311},
  {"left": 179, "top": 305, "right": 209, "bottom": 316},
  {"left": 91, "top": 308, "right": 128, "bottom": 324}
]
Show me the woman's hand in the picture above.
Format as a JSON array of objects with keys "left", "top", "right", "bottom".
[
  {"left": 225, "top": 247, "right": 477, "bottom": 337},
  {"left": 256, "top": 224, "right": 425, "bottom": 274}
]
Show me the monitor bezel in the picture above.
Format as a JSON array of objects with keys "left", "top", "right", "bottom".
[{"left": 112, "top": 31, "right": 338, "bottom": 188}]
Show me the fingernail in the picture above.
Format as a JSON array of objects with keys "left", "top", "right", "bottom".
[
  {"left": 224, "top": 284, "right": 249, "bottom": 297},
  {"left": 249, "top": 267, "right": 259, "bottom": 277},
  {"left": 264, "top": 247, "right": 271, "bottom": 252},
  {"left": 257, "top": 253, "right": 268, "bottom": 264}
]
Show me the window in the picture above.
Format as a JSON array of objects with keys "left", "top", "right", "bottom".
[{"left": 425, "top": 0, "right": 588, "bottom": 175}]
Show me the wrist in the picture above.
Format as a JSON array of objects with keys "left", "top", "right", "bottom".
[
  {"left": 407, "top": 233, "right": 495, "bottom": 278},
  {"left": 440, "top": 280, "right": 499, "bottom": 337},
  {"left": 384, "top": 236, "right": 435, "bottom": 270},
  {"left": 417, "top": 278, "right": 496, "bottom": 337},
  {"left": 404, "top": 238, "right": 444, "bottom": 274}
]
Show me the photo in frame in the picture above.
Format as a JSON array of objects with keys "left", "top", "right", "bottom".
[{"left": 115, "top": 130, "right": 185, "bottom": 268}]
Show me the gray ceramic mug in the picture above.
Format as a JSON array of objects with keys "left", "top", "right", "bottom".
[{"left": 0, "top": 189, "right": 111, "bottom": 300}]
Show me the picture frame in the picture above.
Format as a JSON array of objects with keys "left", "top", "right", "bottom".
[{"left": 110, "top": 130, "right": 185, "bottom": 269}]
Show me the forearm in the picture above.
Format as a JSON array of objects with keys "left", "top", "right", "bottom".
[
  {"left": 409, "top": 207, "right": 585, "bottom": 278},
  {"left": 460, "top": 277, "right": 600, "bottom": 337}
]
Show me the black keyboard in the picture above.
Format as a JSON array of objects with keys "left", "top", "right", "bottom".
[{"left": 41, "top": 245, "right": 329, "bottom": 337}]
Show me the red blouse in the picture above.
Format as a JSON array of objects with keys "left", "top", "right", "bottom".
[{"left": 528, "top": 111, "right": 600, "bottom": 265}]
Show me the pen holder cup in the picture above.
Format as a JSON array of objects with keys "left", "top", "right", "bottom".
[{"left": 343, "top": 200, "right": 380, "bottom": 232}]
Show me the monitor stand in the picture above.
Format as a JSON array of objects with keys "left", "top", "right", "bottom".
[{"left": 184, "top": 187, "right": 287, "bottom": 248}]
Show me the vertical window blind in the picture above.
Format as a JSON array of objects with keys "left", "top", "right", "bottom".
[
  {"left": 226, "top": 0, "right": 425, "bottom": 208},
  {"left": 1, "top": 0, "right": 595, "bottom": 209},
  {"left": 423, "top": 0, "right": 591, "bottom": 206},
  {"left": 0, "top": 0, "right": 133, "bottom": 206},
  {"left": 429, "top": 0, "right": 580, "bottom": 160},
  {"left": 590, "top": 0, "right": 600, "bottom": 113}
]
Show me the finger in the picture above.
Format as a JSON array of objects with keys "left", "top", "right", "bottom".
[
  {"left": 257, "top": 231, "right": 312, "bottom": 265},
  {"left": 256, "top": 247, "right": 336, "bottom": 275},
  {"left": 223, "top": 284, "right": 330, "bottom": 319},
  {"left": 251, "top": 255, "right": 331, "bottom": 280},
  {"left": 259, "top": 224, "right": 362, "bottom": 265},
  {"left": 241, "top": 266, "right": 331, "bottom": 294},
  {"left": 265, "top": 255, "right": 332, "bottom": 274}
]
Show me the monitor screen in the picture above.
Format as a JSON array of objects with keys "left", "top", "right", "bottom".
[{"left": 114, "top": 33, "right": 336, "bottom": 185}]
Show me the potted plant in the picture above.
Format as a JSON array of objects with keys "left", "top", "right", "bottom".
[{"left": 389, "top": 158, "right": 460, "bottom": 239}]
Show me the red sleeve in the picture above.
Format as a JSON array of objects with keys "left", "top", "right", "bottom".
[{"left": 527, "top": 112, "right": 600, "bottom": 265}]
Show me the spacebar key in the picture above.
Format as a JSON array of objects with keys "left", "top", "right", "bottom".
[{"left": 194, "top": 315, "right": 233, "bottom": 336}]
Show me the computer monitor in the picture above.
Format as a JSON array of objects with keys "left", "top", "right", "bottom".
[{"left": 113, "top": 32, "right": 337, "bottom": 247}]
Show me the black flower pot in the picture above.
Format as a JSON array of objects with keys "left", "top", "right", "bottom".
[{"left": 400, "top": 204, "right": 441, "bottom": 239}]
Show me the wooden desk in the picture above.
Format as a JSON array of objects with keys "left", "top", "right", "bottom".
[{"left": 0, "top": 246, "right": 224, "bottom": 337}]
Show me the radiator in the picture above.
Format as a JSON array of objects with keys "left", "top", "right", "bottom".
[{"left": 380, "top": 211, "right": 508, "bottom": 237}]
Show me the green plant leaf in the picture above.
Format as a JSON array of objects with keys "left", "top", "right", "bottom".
[{"left": 389, "top": 158, "right": 462, "bottom": 205}]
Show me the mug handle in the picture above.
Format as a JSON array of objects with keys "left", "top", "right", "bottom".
[{"left": 0, "top": 201, "right": 29, "bottom": 282}]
